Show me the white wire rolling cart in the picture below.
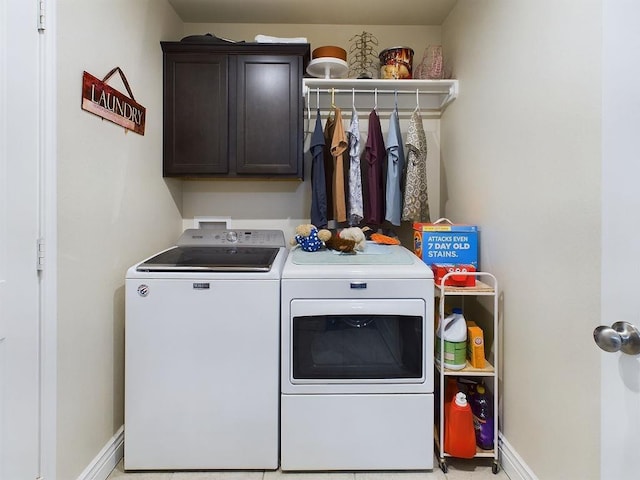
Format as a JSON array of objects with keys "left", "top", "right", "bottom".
[{"left": 434, "top": 271, "right": 500, "bottom": 474}]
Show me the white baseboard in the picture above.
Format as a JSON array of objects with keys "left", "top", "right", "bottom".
[
  {"left": 75, "top": 425, "right": 124, "bottom": 480},
  {"left": 499, "top": 432, "right": 539, "bottom": 480},
  {"left": 75, "top": 426, "right": 534, "bottom": 480}
]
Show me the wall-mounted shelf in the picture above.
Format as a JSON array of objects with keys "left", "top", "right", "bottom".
[{"left": 303, "top": 78, "right": 458, "bottom": 117}]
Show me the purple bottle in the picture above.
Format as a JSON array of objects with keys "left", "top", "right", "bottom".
[{"left": 470, "top": 384, "right": 494, "bottom": 450}]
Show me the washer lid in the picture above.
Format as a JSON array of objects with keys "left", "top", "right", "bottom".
[{"left": 136, "top": 246, "right": 280, "bottom": 272}]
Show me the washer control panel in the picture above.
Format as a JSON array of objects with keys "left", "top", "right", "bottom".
[{"left": 177, "top": 228, "right": 285, "bottom": 247}]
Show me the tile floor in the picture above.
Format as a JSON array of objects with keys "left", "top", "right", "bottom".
[{"left": 107, "top": 457, "right": 510, "bottom": 480}]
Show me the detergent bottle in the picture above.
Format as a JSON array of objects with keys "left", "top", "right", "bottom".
[
  {"left": 470, "top": 384, "right": 495, "bottom": 450},
  {"left": 435, "top": 307, "right": 467, "bottom": 370},
  {"left": 444, "top": 391, "right": 477, "bottom": 458}
]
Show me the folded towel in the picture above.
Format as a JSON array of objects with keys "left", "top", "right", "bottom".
[{"left": 254, "top": 34, "right": 308, "bottom": 44}]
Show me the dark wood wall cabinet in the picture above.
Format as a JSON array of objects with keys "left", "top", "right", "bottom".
[{"left": 161, "top": 41, "right": 310, "bottom": 178}]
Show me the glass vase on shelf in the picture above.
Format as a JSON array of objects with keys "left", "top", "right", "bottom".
[{"left": 414, "top": 45, "right": 451, "bottom": 80}]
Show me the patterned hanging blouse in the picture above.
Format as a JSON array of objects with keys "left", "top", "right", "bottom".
[{"left": 402, "top": 108, "right": 430, "bottom": 222}]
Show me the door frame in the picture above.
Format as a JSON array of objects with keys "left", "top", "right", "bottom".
[
  {"left": 38, "top": 0, "right": 58, "bottom": 478},
  {"left": 1, "top": 0, "right": 57, "bottom": 477}
]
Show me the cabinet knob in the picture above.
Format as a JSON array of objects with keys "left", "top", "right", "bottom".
[{"left": 593, "top": 321, "right": 640, "bottom": 355}]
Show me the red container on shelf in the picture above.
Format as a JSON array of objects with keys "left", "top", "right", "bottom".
[{"left": 432, "top": 264, "right": 476, "bottom": 287}]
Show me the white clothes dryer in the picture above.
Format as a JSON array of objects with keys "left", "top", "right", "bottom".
[{"left": 280, "top": 243, "right": 434, "bottom": 471}]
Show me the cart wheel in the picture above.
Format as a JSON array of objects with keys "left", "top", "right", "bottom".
[
  {"left": 439, "top": 459, "right": 448, "bottom": 474},
  {"left": 492, "top": 461, "right": 500, "bottom": 474}
]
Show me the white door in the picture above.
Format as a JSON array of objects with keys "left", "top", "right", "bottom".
[
  {"left": 0, "top": 0, "right": 43, "bottom": 478},
  {"left": 600, "top": 2, "right": 640, "bottom": 479}
]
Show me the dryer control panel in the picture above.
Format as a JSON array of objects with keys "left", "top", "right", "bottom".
[{"left": 177, "top": 228, "right": 285, "bottom": 247}]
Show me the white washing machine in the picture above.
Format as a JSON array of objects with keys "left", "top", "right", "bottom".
[
  {"left": 124, "top": 229, "right": 287, "bottom": 471},
  {"left": 280, "top": 243, "right": 434, "bottom": 471}
]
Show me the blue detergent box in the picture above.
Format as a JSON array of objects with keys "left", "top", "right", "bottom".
[{"left": 413, "top": 221, "right": 479, "bottom": 267}]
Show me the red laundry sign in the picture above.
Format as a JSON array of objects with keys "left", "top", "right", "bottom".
[{"left": 81, "top": 68, "right": 146, "bottom": 135}]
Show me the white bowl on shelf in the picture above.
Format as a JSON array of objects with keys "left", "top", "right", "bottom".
[{"left": 306, "top": 57, "right": 349, "bottom": 79}]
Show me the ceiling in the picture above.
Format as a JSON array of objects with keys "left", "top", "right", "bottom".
[{"left": 167, "top": 0, "right": 458, "bottom": 25}]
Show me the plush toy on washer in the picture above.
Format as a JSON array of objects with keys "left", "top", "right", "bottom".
[
  {"left": 319, "top": 226, "right": 366, "bottom": 253},
  {"left": 290, "top": 224, "right": 325, "bottom": 252},
  {"left": 292, "top": 224, "right": 367, "bottom": 254},
  {"left": 338, "top": 227, "right": 366, "bottom": 252}
]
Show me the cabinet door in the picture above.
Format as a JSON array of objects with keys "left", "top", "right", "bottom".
[
  {"left": 163, "top": 53, "right": 228, "bottom": 176},
  {"left": 234, "top": 55, "right": 303, "bottom": 178}
]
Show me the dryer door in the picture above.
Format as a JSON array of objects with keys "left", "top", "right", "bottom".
[{"left": 283, "top": 298, "right": 431, "bottom": 394}]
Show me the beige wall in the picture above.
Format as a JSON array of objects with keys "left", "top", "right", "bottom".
[
  {"left": 442, "top": 1, "right": 601, "bottom": 478},
  {"left": 56, "top": 1, "right": 183, "bottom": 478}
]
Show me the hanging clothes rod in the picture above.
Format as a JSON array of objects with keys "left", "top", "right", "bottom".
[
  {"left": 305, "top": 87, "right": 449, "bottom": 95},
  {"left": 302, "top": 79, "right": 459, "bottom": 115}
]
